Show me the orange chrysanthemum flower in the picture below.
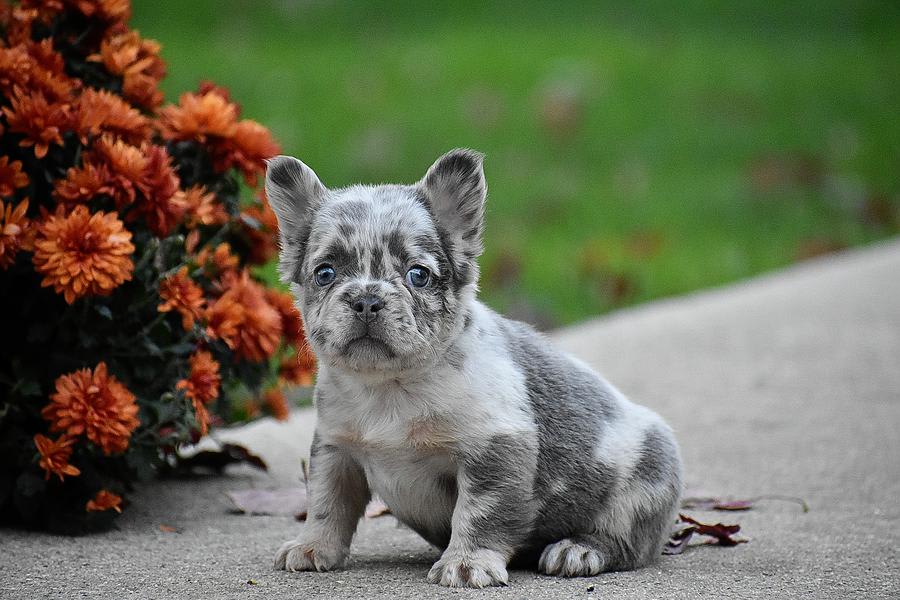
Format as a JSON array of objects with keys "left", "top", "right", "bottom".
[
  {"left": 158, "top": 266, "right": 206, "bottom": 330},
  {"left": 25, "top": 38, "right": 66, "bottom": 75},
  {"left": 279, "top": 346, "right": 316, "bottom": 387},
  {"left": 89, "top": 27, "right": 165, "bottom": 110},
  {"left": 176, "top": 350, "right": 221, "bottom": 405},
  {"left": 32, "top": 206, "right": 134, "bottom": 304},
  {"left": 33, "top": 433, "right": 81, "bottom": 481},
  {"left": 1, "top": 6, "right": 40, "bottom": 47},
  {"left": 43, "top": 362, "right": 140, "bottom": 455},
  {"left": 158, "top": 90, "right": 238, "bottom": 142},
  {"left": 240, "top": 197, "right": 279, "bottom": 265},
  {"left": 217, "top": 120, "right": 280, "bottom": 186},
  {"left": 176, "top": 350, "right": 221, "bottom": 436},
  {"left": 204, "top": 289, "right": 243, "bottom": 344},
  {"left": 0, "top": 44, "right": 34, "bottom": 94},
  {"left": 191, "top": 399, "right": 210, "bottom": 437},
  {"left": 90, "top": 135, "right": 146, "bottom": 207},
  {"left": 263, "top": 388, "right": 290, "bottom": 421},
  {"left": 2, "top": 87, "right": 69, "bottom": 158},
  {"left": 206, "top": 271, "right": 282, "bottom": 362},
  {"left": 177, "top": 185, "right": 228, "bottom": 229},
  {"left": 196, "top": 242, "right": 239, "bottom": 275},
  {"left": 0, "top": 156, "right": 29, "bottom": 197},
  {"left": 133, "top": 144, "right": 183, "bottom": 236},
  {"left": 53, "top": 162, "right": 114, "bottom": 204},
  {"left": 65, "top": 0, "right": 130, "bottom": 22},
  {"left": 71, "top": 88, "right": 151, "bottom": 144},
  {"left": 92, "top": 135, "right": 146, "bottom": 180},
  {"left": 0, "top": 41, "right": 74, "bottom": 101},
  {"left": 86, "top": 489, "right": 123, "bottom": 513},
  {"left": 0, "top": 198, "right": 31, "bottom": 269},
  {"left": 264, "top": 288, "right": 304, "bottom": 347}
]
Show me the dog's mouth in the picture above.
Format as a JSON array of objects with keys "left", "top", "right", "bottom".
[{"left": 344, "top": 333, "right": 396, "bottom": 359}]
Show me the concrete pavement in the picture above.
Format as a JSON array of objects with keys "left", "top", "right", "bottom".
[{"left": 3, "top": 239, "right": 899, "bottom": 599}]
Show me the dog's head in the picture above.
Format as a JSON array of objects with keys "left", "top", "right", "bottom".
[{"left": 265, "top": 149, "right": 486, "bottom": 373}]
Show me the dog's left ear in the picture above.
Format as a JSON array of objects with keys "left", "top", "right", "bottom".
[
  {"left": 265, "top": 155, "right": 326, "bottom": 240},
  {"left": 419, "top": 148, "right": 487, "bottom": 261},
  {"left": 265, "top": 155, "right": 327, "bottom": 283}
]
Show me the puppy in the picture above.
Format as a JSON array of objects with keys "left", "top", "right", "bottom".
[{"left": 265, "top": 149, "right": 682, "bottom": 588}]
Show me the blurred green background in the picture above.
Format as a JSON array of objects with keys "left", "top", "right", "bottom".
[{"left": 133, "top": 1, "right": 900, "bottom": 328}]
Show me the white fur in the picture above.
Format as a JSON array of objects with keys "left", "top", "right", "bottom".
[{"left": 314, "top": 303, "right": 534, "bottom": 535}]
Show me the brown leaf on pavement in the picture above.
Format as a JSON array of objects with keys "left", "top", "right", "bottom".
[{"left": 664, "top": 513, "right": 747, "bottom": 555}]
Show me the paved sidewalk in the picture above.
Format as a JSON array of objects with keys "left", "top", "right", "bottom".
[{"left": 3, "top": 240, "right": 899, "bottom": 599}]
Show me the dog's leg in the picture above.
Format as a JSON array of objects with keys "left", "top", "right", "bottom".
[
  {"left": 274, "top": 433, "right": 369, "bottom": 572},
  {"left": 426, "top": 434, "right": 538, "bottom": 588}
]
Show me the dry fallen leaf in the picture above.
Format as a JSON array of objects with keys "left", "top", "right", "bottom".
[
  {"left": 664, "top": 513, "right": 747, "bottom": 555},
  {"left": 159, "top": 524, "right": 179, "bottom": 533}
]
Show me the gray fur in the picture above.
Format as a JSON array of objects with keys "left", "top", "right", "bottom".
[
  {"left": 266, "top": 149, "right": 683, "bottom": 588},
  {"left": 460, "top": 434, "right": 539, "bottom": 553}
]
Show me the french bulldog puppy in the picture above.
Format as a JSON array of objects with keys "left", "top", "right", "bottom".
[{"left": 265, "top": 149, "right": 682, "bottom": 588}]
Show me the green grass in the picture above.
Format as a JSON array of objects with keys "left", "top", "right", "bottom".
[{"left": 133, "top": 0, "right": 900, "bottom": 326}]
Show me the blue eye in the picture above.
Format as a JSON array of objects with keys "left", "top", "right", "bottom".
[
  {"left": 314, "top": 265, "right": 336, "bottom": 286},
  {"left": 405, "top": 265, "right": 430, "bottom": 288}
]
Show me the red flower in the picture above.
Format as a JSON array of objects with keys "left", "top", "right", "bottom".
[
  {"left": 0, "top": 41, "right": 74, "bottom": 101},
  {"left": 43, "top": 362, "right": 140, "bottom": 455},
  {"left": 195, "top": 242, "right": 239, "bottom": 276},
  {"left": 2, "top": 87, "right": 69, "bottom": 158},
  {"left": 71, "top": 88, "right": 151, "bottom": 144},
  {"left": 53, "top": 162, "right": 114, "bottom": 204},
  {"left": 86, "top": 489, "right": 123, "bottom": 513},
  {"left": 158, "top": 266, "right": 206, "bottom": 330},
  {"left": 176, "top": 351, "right": 221, "bottom": 436},
  {"left": 218, "top": 120, "right": 280, "bottom": 186},
  {"left": 0, "top": 198, "right": 32, "bottom": 269},
  {"left": 89, "top": 135, "right": 146, "bottom": 207},
  {"left": 89, "top": 27, "right": 165, "bottom": 110},
  {"left": 0, "top": 156, "right": 30, "bottom": 197},
  {"left": 177, "top": 185, "right": 228, "bottom": 229},
  {"left": 265, "top": 288, "right": 304, "bottom": 347},
  {"left": 34, "top": 434, "right": 81, "bottom": 481},
  {"left": 206, "top": 270, "right": 282, "bottom": 362},
  {"left": 32, "top": 206, "right": 134, "bottom": 304},
  {"left": 240, "top": 195, "right": 279, "bottom": 265},
  {"left": 133, "top": 144, "right": 183, "bottom": 236},
  {"left": 159, "top": 90, "right": 237, "bottom": 143}
]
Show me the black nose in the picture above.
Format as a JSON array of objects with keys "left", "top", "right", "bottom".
[{"left": 351, "top": 294, "right": 385, "bottom": 321}]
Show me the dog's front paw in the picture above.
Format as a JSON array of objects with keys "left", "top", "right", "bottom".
[
  {"left": 538, "top": 538, "right": 605, "bottom": 577},
  {"left": 274, "top": 538, "right": 347, "bottom": 572},
  {"left": 426, "top": 548, "right": 509, "bottom": 588}
]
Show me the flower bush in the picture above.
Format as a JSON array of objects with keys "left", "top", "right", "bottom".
[{"left": 0, "top": 1, "right": 315, "bottom": 532}]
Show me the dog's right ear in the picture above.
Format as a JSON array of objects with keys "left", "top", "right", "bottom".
[
  {"left": 264, "top": 155, "right": 327, "bottom": 283},
  {"left": 265, "top": 155, "right": 326, "bottom": 240}
]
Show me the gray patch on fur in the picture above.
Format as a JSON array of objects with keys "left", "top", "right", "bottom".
[
  {"left": 633, "top": 426, "right": 677, "bottom": 486},
  {"left": 499, "top": 316, "right": 676, "bottom": 568},
  {"left": 461, "top": 434, "right": 539, "bottom": 552}
]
